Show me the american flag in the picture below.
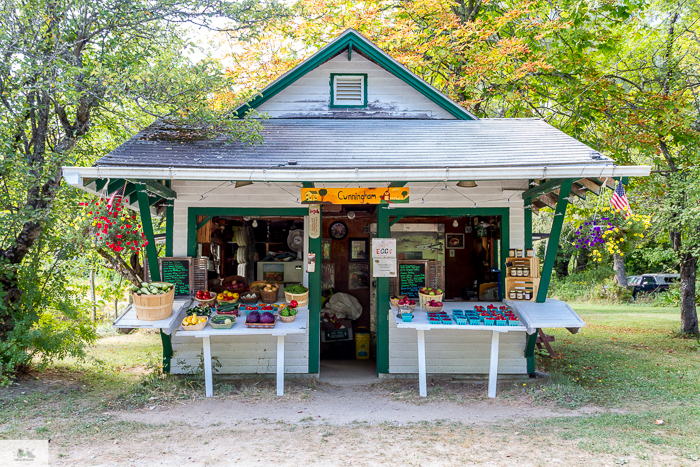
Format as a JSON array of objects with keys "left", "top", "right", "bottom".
[{"left": 610, "top": 180, "right": 631, "bottom": 218}]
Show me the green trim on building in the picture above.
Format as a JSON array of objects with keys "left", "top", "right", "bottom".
[
  {"left": 376, "top": 207, "right": 391, "bottom": 374},
  {"left": 302, "top": 182, "right": 315, "bottom": 188},
  {"left": 136, "top": 179, "right": 177, "bottom": 200},
  {"left": 308, "top": 229, "right": 322, "bottom": 374},
  {"left": 137, "top": 191, "right": 161, "bottom": 282},
  {"left": 524, "top": 197, "right": 533, "bottom": 250},
  {"left": 165, "top": 182, "right": 174, "bottom": 257},
  {"left": 196, "top": 216, "right": 213, "bottom": 231},
  {"left": 536, "top": 180, "right": 573, "bottom": 302},
  {"left": 521, "top": 179, "right": 564, "bottom": 200},
  {"left": 388, "top": 182, "right": 407, "bottom": 188},
  {"left": 525, "top": 331, "right": 538, "bottom": 376},
  {"left": 237, "top": 30, "right": 476, "bottom": 120},
  {"left": 160, "top": 330, "right": 173, "bottom": 373},
  {"left": 329, "top": 73, "right": 368, "bottom": 108}
]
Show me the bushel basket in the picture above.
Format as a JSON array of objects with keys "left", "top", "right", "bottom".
[
  {"left": 259, "top": 287, "right": 280, "bottom": 304},
  {"left": 133, "top": 284, "right": 175, "bottom": 321}
]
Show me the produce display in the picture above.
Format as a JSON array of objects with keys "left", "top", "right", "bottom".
[
  {"left": 222, "top": 277, "right": 247, "bottom": 292},
  {"left": 260, "top": 311, "right": 275, "bottom": 324},
  {"left": 216, "top": 302, "right": 239, "bottom": 315},
  {"left": 285, "top": 284, "right": 308, "bottom": 294},
  {"left": 419, "top": 287, "right": 442, "bottom": 296},
  {"left": 132, "top": 282, "right": 173, "bottom": 296},
  {"left": 210, "top": 315, "right": 236, "bottom": 329},
  {"left": 187, "top": 305, "right": 214, "bottom": 316},
  {"left": 246, "top": 310, "right": 261, "bottom": 323},
  {"left": 428, "top": 311, "right": 452, "bottom": 324},
  {"left": 473, "top": 305, "right": 520, "bottom": 326},
  {"left": 240, "top": 292, "right": 258, "bottom": 302},
  {"left": 217, "top": 290, "right": 239, "bottom": 302},
  {"left": 195, "top": 290, "right": 216, "bottom": 301},
  {"left": 425, "top": 299, "right": 443, "bottom": 308},
  {"left": 279, "top": 302, "right": 298, "bottom": 318},
  {"left": 391, "top": 295, "right": 416, "bottom": 307},
  {"left": 182, "top": 313, "right": 207, "bottom": 327}
]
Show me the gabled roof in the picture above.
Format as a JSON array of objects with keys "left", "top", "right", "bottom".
[
  {"left": 95, "top": 118, "right": 611, "bottom": 169},
  {"left": 236, "top": 29, "right": 477, "bottom": 120}
]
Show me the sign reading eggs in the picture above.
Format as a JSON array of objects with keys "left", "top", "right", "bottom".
[{"left": 301, "top": 187, "right": 409, "bottom": 204}]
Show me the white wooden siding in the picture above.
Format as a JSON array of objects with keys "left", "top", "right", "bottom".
[
  {"left": 257, "top": 52, "right": 456, "bottom": 120},
  {"left": 171, "top": 331, "right": 309, "bottom": 375},
  {"left": 388, "top": 319, "right": 527, "bottom": 374},
  {"left": 169, "top": 180, "right": 528, "bottom": 375}
]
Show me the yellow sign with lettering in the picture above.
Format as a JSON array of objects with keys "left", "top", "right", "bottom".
[{"left": 301, "top": 187, "right": 409, "bottom": 205}]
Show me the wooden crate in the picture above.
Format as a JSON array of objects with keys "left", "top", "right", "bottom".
[
  {"left": 506, "top": 257, "right": 540, "bottom": 278},
  {"left": 505, "top": 276, "right": 540, "bottom": 301}
]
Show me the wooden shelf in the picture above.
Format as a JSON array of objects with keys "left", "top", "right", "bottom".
[
  {"left": 506, "top": 257, "right": 539, "bottom": 279},
  {"left": 505, "top": 276, "right": 540, "bottom": 301}
]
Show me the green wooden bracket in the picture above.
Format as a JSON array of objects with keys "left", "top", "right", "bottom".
[
  {"left": 536, "top": 180, "right": 572, "bottom": 302},
  {"left": 348, "top": 43, "right": 352, "bottom": 61},
  {"left": 106, "top": 178, "right": 126, "bottom": 195},
  {"left": 376, "top": 207, "right": 391, "bottom": 375},
  {"left": 388, "top": 182, "right": 407, "bottom": 188},
  {"left": 137, "top": 191, "right": 161, "bottom": 282},
  {"left": 196, "top": 216, "right": 213, "bottom": 231},
  {"left": 621, "top": 176, "right": 629, "bottom": 186},
  {"left": 82, "top": 178, "right": 96, "bottom": 187},
  {"left": 302, "top": 182, "right": 315, "bottom": 188},
  {"left": 524, "top": 196, "right": 533, "bottom": 250},
  {"left": 94, "top": 179, "right": 108, "bottom": 192},
  {"left": 160, "top": 330, "right": 173, "bottom": 374},
  {"left": 388, "top": 216, "right": 404, "bottom": 227},
  {"left": 123, "top": 182, "right": 138, "bottom": 199},
  {"left": 525, "top": 331, "right": 538, "bottom": 376},
  {"left": 521, "top": 179, "right": 564, "bottom": 200},
  {"left": 136, "top": 179, "right": 177, "bottom": 200}
]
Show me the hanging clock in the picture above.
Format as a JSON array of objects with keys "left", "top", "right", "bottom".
[{"left": 328, "top": 221, "right": 348, "bottom": 240}]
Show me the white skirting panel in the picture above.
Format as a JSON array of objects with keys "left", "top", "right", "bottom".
[
  {"left": 388, "top": 319, "right": 527, "bottom": 375},
  {"left": 171, "top": 331, "right": 309, "bottom": 375}
]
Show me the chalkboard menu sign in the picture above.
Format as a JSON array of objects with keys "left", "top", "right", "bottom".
[
  {"left": 397, "top": 261, "right": 427, "bottom": 297},
  {"left": 159, "top": 257, "right": 193, "bottom": 297}
]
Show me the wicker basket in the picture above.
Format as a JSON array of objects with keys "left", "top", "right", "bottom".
[
  {"left": 219, "top": 275, "right": 248, "bottom": 294},
  {"left": 425, "top": 305, "right": 443, "bottom": 313},
  {"left": 133, "top": 285, "right": 175, "bottom": 321},
  {"left": 390, "top": 298, "right": 400, "bottom": 308},
  {"left": 259, "top": 287, "right": 280, "bottom": 304},
  {"left": 419, "top": 292, "right": 443, "bottom": 309},
  {"left": 284, "top": 290, "right": 309, "bottom": 307},
  {"left": 279, "top": 313, "right": 296, "bottom": 323},
  {"left": 239, "top": 293, "right": 259, "bottom": 304},
  {"left": 181, "top": 316, "right": 208, "bottom": 331},
  {"left": 210, "top": 316, "right": 236, "bottom": 329},
  {"left": 196, "top": 295, "right": 217, "bottom": 307}
]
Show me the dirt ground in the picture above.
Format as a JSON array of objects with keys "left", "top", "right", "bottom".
[{"left": 41, "top": 381, "right": 645, "bottom": 467}]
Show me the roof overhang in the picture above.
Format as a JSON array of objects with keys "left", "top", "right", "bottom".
[{"left": 63, "top": 164, "right": 650, "bottom": 185}]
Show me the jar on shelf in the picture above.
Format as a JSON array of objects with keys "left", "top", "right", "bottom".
[
  {"left": 510, "top": 268, "right": 517, "bottom": 277},
  {"left": 516, "top": 268, "right": 523, "bottom": 277},
  {"left": 524, "top": 291, "right": 532, "bottom": 300},
  {"left": 516, "top": 290, "right": 523, "bottom": 300},
  {"left": 509, "top": 290, "right": 516, "bottom": 299},
  {"left": 523, "top": 267, "right": 530, "bottom": 277}
]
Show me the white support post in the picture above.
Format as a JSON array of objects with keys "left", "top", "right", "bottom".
[
  {"left": 276, "top": 335, "right": 285, "bottom": 396},
  {"left": 417, "top": 329, "right": 427, "bottom": 397},
  {"left": 203, "top": 336, "right": 213, "bottom": 397},
  {"left": 488, "top": 330, "right": 501, "bottom": 398}
]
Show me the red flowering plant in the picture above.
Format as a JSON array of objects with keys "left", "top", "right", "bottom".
[{"left": 78, "top": 196, "right": 148, "bottom": 286}]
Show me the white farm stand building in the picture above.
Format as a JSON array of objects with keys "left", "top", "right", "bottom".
[{"left": 64, "top": 30, "right": 649, "bottom": 397}]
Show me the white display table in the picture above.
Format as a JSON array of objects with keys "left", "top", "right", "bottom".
[
  {"left": 393, "top": 302, "right": 526, "bottom": 398},
  {"left": 175, "top": 306, "right": 308, "bottom": 397}
]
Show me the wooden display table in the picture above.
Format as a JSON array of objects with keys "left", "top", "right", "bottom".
[{"left": 175, "top": 306, "right": 308, "bottom": 397}]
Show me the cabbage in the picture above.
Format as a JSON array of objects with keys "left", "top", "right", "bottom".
[
  {"left": 260, "top": 312, "right": 275, "bottom": 324},
  {"left": 246, "top": 311, "right": 260, "bottom": 323}
]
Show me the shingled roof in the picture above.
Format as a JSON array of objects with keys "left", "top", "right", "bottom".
[{"left": 96, "top": 118, "right": 612, "bottom": 170}]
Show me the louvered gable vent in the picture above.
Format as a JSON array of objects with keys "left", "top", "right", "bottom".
[{"left": 331, "top": 74, "right": 366, "bottom": 107}]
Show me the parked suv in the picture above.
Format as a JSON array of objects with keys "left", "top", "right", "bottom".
[{"left": 629, "top": 274, "right": 679, "bottom": 298}]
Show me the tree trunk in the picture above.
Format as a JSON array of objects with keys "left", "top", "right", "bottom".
[
  {"left": 680, "top": 254, "right": 699, "bottom": 335},
  {"left": 613, "top": 254, "right": 627, "bottom": 286},
  {"left": 554, "top": 252, "right": 571, "bottom": 278},
  {"left": 89, "top": 269, "right": 97, "bottom": 322}
]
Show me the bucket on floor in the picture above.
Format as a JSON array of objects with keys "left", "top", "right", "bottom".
[{"left": 355, "top": 331, "right": 370, "bottom": 360}]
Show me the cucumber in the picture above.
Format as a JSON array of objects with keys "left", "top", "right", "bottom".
[{"left": 139, "top": 287, "right": 149, "bottom": 294}]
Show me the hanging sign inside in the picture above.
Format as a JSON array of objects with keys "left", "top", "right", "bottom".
[
  {"left": 308, "top": 204, "right": 321, "bottom": 239},
  {"left": 301, "top": 187, "right": 409, "bottom": 205}
]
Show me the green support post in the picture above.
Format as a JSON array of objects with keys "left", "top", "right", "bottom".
[
  {"left": 137, "top": 191, "right": 161, "bottom": 282},
  {"left": 525, "top": 330, "right": 539, "bottom": 376},
  {"left": 536, "top": 180, "right": 572, "bottom": 303},
  {"left": 376, "top": 207, "right": 391, "bottom": 374},
  {"left": 524, "top": 196, "right": 533, "bottom": 250},
  {"left": 308, "top": 210, "right": 322, "bottom": 374},
  {"left": 165, "top": 198, "right": 174, "bottom": 258},
  {"left": 388, "top": 215, "right": 404, "bottom": 227},
  {"left": 160, "top": 330, "right": 173, "bottom": 373}
]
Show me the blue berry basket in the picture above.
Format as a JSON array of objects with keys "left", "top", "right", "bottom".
[
  {"left": 483, "top": 318, "right": 495, "bottom": 326},
  {"left": 495, "top": 319, "right": 506, "bottom": 326},
  {"left": 508, "top": 319, "right": 520, "bottom": 326},
  {"left": 468, "top": 318, "right": 481, "bottom": 326},
  {"left": 402, "top": 313, "right": 414, "bottom": 323},
  {"left": 453, "top": 316, "right": 468, "bottom": 325}
]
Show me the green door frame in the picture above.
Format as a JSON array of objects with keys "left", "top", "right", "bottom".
[
  {"left": 186, "top": 207, "right": 321, "bottom": 374},
  {"left": 374, "top": 206, "right": 510, "bottom": 375}
]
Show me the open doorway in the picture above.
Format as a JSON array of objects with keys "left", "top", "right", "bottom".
[{"left": 319, "top": 205, "right": 375, "bottom": 374}]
